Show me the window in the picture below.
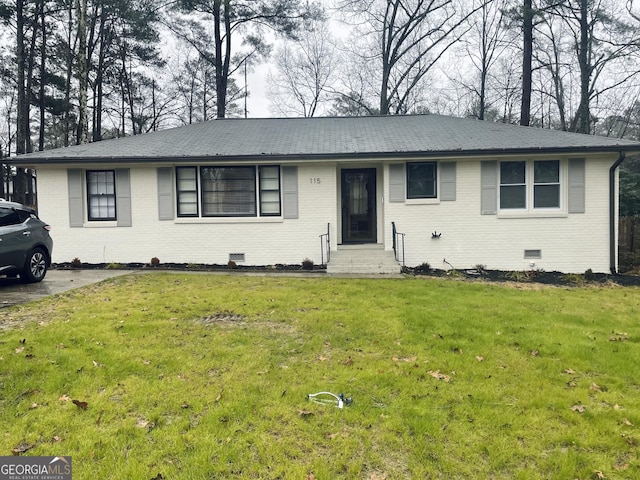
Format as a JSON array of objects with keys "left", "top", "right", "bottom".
[
  {"left": 500, "top": 160, "right": 560, "bottom": 210},
  {"left": 534, "top": 161, "right": 560, "bottom": 208},
  {"left": 176, "top": 167, "right": 198, "bottom": 216},
  {"left": 201, "top": 167, "right": 256, "bottom": 216},
  {"left": 176, "top": 166, "right": 281, "bottom": 218},
  {"left": 500, "top": 161, "right": 526, "bottom": 209},
  {"left": 87, "top": 170, "right": 116, "bottom": 220},
  {"left": 259, "top": 166, "right": 281, "bottom": 216},
  {"left": 407, "top": 162, "right": 437, "bottom": 199}
]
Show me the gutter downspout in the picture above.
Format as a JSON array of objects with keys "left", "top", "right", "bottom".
[{"left": 610, "top": 152, "right": 626, "bottom": 274}]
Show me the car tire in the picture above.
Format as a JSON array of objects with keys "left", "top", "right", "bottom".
[{"left": 21, "top": 248, "right": 48, "bottom": 283}]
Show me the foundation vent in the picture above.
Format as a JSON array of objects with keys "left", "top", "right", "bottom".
[
  {"left": 524, "top": 249, "right": 541, "bottom": 259},
  {"left": 229, "top": 253, "right": 246, "bottom": 262}
]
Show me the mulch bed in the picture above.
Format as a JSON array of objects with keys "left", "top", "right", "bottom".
[{"left": 52, "top": 263, "right": 640, "bottom": 287}]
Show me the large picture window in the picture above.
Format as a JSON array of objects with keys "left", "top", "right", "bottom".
[
  {"left": 176, "top": 166, "right": 281, "bottom": 218},
  {"left": 500, "top": 160, "right": 560, "bottom": 211},
  {"left": 407, "top": 162, "right": 437, "bottom": 199},
  {"left": 87, "top": 170, "right": 116, "bottom": 220}
]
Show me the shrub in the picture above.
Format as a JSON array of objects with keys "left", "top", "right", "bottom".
[
  {"left": 106, "top": 262, "right": 122, "bottom": 270},
  {"left": 302, "top": 258, "right": 314, "bottom": 270},
  {"left": 506, "top": 270, "right": 532, "bottom": 282},
  {"left": 71, "top": 257, "right": 82, "bottom": 268},
  {"left": 584, "top": 268, "right": 595, "bottom": 281},
  {"left": 563, "top": 273, "right": 586, "bottom": 285},
  {"left": 415, "top": 262, "right": 431, "bottom": 274},
  {"left": 227, "top": 260, "right": 238, "bottom": 269},
  {"left": 150, "top": 257, "right": 160, "bottom": 267},
  {"left": 474, "top": 264, "right": 487, "bottom": 276}
]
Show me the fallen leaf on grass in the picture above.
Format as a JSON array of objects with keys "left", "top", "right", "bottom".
[
  {"left": 563, "top": 368, "right": 576, "bottom": 374},
  {"left": 570, "top": 404, "right": 586, "bottom": 413},
  {"left": 530, "top": 350, "right": 539, "bottom": 357},
  {"left": 609, "top": 331, "right": 628, "bottom": 342},
  {"left": 343, "top": 356, "right": 353, "bottom": 366},
  {"left": 595, "top": 470, "right": 605, "bottom": 479},
  {"left": 392, "top": 356, "right": 417, "bottom": 363},
  {"left": 142, "top": 359, "right": 151, "bottom": 365},
  {"left": 72, "top": 399, "right": 88, "bottom": 410},
  {"left": 56, "top": 343, "right": 66, "bottom": 349},
  {"left": 59, "top": 394, "right": 70, "bottom": 403},
  {"left": 475, "top": 355, "right": 484, "bottom": 362},
  {"left": 15, "top": 347, "right": 24, "bottom": 354},
  {"left": 428, "top": 370, "right": 451, "bottom": 382},
  {"left": 298, "top": 409, "right": 314, "bottom": 418},
  {"left": 317, "top": 355, "right": 328, "bottom": 362},
  {"left": 614, "top": 461, "right": 629, "bottom": 471},
  {"left": 614, "top": 404, "right": 624, "bottom": 410},
  {"left": 92, "top": 360, "right": 102, "bottom": 367},
  {"left": 622, "top": 418, "right": 633, "bottom": 426},
  {"left": 29, "top": 403, "right": 38, "bottom": 410},
  {"left": 11, "top": 443, "right": 35, "bottom": 455}
]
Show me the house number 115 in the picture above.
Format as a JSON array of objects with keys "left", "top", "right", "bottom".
[{"left": 309, "top": 177, "right": 321, "bottom": 184}]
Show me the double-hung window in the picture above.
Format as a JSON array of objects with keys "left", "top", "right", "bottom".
[
  {"left": 500, "top": 160, "right": 560, "bottom": 211},
  {"left": 407, "top": 162, "right": 437, "bottom": 199},
  {"left": 201, "top": 166, "right": 256, "bottom": 216},
  {"left": 176, "top": 166, "right": 281, "bottom": 218},
  {"left": 87, "top": 170, "right": 116, "bottom": 221}
]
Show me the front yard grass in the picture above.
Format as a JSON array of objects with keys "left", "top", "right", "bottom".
[{"left": 1, "top": 273, "right": 640, "bottom": 479}]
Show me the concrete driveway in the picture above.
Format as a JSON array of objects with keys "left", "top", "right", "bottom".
[{"left": 0, "top": 269, "right": 133, "bottom": 309}]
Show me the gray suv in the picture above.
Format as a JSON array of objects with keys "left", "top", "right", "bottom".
[{"left": 0, "top": 199, "right": 53, "bottom": 283}]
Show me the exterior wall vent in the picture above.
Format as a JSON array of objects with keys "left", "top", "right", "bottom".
[
  {"left": 524, "top": 249, "right": 542, "bottom": 259},
  {"left": 229, "top": 253, "right": 246, "bottom": 262}
]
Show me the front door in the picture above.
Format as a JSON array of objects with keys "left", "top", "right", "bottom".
[{"left": 341, "top": 168, "right": 377, "bottom": 243}]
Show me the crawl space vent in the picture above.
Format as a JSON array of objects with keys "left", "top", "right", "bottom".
[
  {"left": 229, "top": 253, "right": 246, "bottom": 262},
  {"left": 524, "top": 249, "right": 542, "bottom": 259}
]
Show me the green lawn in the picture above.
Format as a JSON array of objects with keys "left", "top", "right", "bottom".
[{"left": 1, "top": 273, "right": 640, "bottom": 479}]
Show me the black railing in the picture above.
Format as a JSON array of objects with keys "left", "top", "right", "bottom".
[
  {"left": 319, "top": 223, "right": 330, "bottom": 265},
  {"left": 392, "top": 222, "right": 405, "bottom": 266}
]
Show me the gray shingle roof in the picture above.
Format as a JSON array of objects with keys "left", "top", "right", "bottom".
[{"left": 12, "top": 114, "right": 640, "bottom": 165}]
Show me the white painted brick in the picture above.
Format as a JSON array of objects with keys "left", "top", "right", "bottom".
[{"left": 35, "top": 156, "right": 618, "bottom": 273}]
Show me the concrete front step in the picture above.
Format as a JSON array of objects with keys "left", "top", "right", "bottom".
[{"left": 327, "top": 244, "right": 402, "bottom": 275}]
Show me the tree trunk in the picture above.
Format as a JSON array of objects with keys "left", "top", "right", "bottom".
[
  {"left": 75, "top": 0, "right": 89, "bottom": 144},
  {"left": 575, "top": 0, "right": 591, "bottom": 134},
  {"left": 16, "top": 0, "right": 27, "bottom": 156},
  {"left": 213, "top": 0, "right": 228, "bottom": 118},
  {"left": 39, "top": 3, "right": 46, "bottom": 151},
  {"left": 520, "top": 0, "right": 533, "bottom": 126}
]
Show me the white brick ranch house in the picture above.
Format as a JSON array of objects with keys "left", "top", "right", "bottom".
[{"left": 11, "top": 115, "right": 640, "bottom": 274}]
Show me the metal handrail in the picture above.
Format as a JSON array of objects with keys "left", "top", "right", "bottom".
[
  {"left": 392, "top": 222, "right": 405, "bottom": 266},
  {"left": 319, "top": 223, "right": 330, "bottom": 265}
]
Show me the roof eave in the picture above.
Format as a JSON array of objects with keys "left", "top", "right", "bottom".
[{"left": 9, "top": 145, "right": 640, "bottom": 166}]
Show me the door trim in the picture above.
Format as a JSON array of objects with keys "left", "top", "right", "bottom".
[{"left": 341, "top": 168, "right": 377, "bottom": 244}]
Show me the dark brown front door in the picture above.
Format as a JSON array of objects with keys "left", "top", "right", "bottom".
[{"left": 341, "top": 168, "right": 377, "bottom": 243}]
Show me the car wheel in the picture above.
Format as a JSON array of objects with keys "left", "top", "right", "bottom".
[{"left": 21, "top": 248, "right": 48, "bottom": 283}]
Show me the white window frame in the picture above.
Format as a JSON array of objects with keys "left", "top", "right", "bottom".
[
  {"left": 86, "top": 170, "right": 117, "bottom": 221},
  {"left": 498, "top": 160, "right": 563, "bottom": 213},
  {"left": 175, "top": 165, "right": 282, "bottom": 219}
]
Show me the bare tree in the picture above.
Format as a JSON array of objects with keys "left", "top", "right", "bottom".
[
  {"left": 460, "top": 0, "right": 514, "bottom": 120},
  {"left": 338, "top": 0, "right": 483, "bottom": 115},
  {"left": 268, "top": 20, "right": 337, "bottom": 117},
  {"left": 545, "top": 0, "right": 640, "bottom": 133},
  {"left": 172, "top": 0, "right": 322, "bottom": 118}
]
